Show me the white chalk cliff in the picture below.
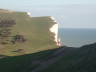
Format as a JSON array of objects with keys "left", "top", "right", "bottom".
[
  {"left": 26, "top": 12, "right": 61, "bottom": 46},
  {"left": 49, "top": 16, "right": 61, "bottom": 46},
  {"left": 27, "top": 12, "right": 32, "bottom": 17}
]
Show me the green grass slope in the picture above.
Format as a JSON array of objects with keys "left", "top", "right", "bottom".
[
  {"left": 0, "top": 9, "right": 57, "bottom": 56},
  {"left": 1, "top": 43, "right": 96, "bottom": 72},
  {"left": 0, "top": 48, "right": 58, "bottom": 72}
]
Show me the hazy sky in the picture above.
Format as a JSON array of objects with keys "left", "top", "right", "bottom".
[
  {"left": 0, "top": 0, "right": 96, "bottom": 6},
  {"left": 0, "top": 0, "right": 96, "bottom": 28},
  {"left": 0, "top": 0, "right": 96, "bottom": 9}
]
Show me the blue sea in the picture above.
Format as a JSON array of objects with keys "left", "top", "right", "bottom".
[{"left": 59, "top": 28, "right": 96, "bottom": 47}]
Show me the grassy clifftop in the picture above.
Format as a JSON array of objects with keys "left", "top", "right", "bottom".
[{"left": 0, "top": 9, "right": 57, "bottom": 56}]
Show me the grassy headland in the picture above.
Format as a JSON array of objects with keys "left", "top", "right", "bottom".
[{"left": 0, "top": 9, "right": 57, "bottom": 56}]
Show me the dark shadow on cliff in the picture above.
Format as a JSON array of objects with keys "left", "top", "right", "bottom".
[{"left": 0, "top": 43, "right": 96, "bottom": 72}]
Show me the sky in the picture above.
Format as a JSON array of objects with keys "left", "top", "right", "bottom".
[
  {"left": 0, "top": 0, "right": 96, "bottom": 9},
  {"left": 0, "top": 0, "right": 96, "bottom": 28}
]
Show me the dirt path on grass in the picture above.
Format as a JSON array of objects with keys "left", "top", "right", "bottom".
[{"left": 31, "top": 47, "right": 67, "bottom": 72}]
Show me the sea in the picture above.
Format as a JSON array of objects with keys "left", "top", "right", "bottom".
[{"left": 59, "top": 28, "right": 96, "bottom": 47}]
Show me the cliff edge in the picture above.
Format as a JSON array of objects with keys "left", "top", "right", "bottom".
[{"left": 0, "top": 9, "right": 59, "bottom": 56}]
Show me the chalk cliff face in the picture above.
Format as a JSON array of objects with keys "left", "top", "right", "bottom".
[
  {"left": 26, "top": 13, "right": 61, "bottom": 46},
  {"left": 27, "top": 12, "right": 32, "bottom": 17},
  {"left": 49, "top": 16, "right": 61, "bottom": 46},
  {"left": 26, "top": 12, "right": 60, "bottom": 46}
]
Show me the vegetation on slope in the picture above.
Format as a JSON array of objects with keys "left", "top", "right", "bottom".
[
  {"left": 42, "top": 43, "right": 96, "bottom": 72},
  {"left": 0, "top": 48, "right": 58, "bottom": 72},
  {"left": 0, "top": 43, "right": 96, "bottom": 72},
  {"left": 0, "top": 9, "right": 57, "bottom": 56}
]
